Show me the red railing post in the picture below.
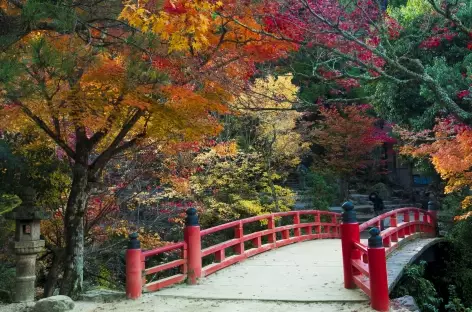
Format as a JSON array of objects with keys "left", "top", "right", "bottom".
[
  {"left": 267, "top": 215, "right": 276, "bottom": 245},
  {"left": 428, "top": 201, "right": 438, "bottom": 236},
  {"left": 234, "top": 221, "right": 244, "bottom": 254},
  {"left": 184, "top": 208, "right": 202, "bottom": 284},
  {"left": 341, "top": 202, "right": 360, "bottom": 289},
  {"left": 390, "top": 213, "right": 398, "bottom": 243},
  {"left": 126, "top": 232, "right": 143, "bottom": 299},
  {"left": 403, "top": 211, "right": 411, "bottom": 236},
  {"left": 367, "top": 228, "right": 389, "bottom": 311},
  {"left": 294, "top": 211, "right": 301, "bottom": 237}
]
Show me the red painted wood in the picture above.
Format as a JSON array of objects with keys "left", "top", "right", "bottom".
[
  {"left": 184, "top": 226, "right": 201, "bottom": 285},
  {"left": 293, "top": 212, "right": 301, "bottom": 237},
  {"left": 202, "top": 254, "right": 247, "bottom": 276},
  {"left": 368, "top": 247, "right": 389, "bottom": 311},
  {"left": 351, "top": 259, "right": 370, "bottom": 277},
  {"left": 145, "top": 259, "right": 186, "bottom": 275},
  {"left": 252, "top": 236, "right": 262, "bottom": 249},
  {"left": 383, "top": 236, "right": 390, "bottom": 248},
  {"left": 267, "top": 215, "right": 276, "bottom": 245},
  {"left": 353, "top": 275, "right": 371, "bottom": 297},
  {"left": 244, "top": 243, "right": 274, "bottom": 258},
  {"left": 126, "top": 249, "right": 143, "bottom": 299},
  {"left": 215, "top": 249, "right": 225, "bottom": 262},
  {"left": 403, "top": 212, "right": 411, "bottom": 235},
  {"left": 144, "top": 274, "right": 186, "bottom": 292},
  {"left": 201, "top": 239, "right": 240, "bottom": 257},
  {"left": 234, "top": 221, "right": 244, "bottom": 255},
  {"left": 142, "top": 242, "right": 186, "bottom": 258},
  {"left": 282, "top": 229, "right": 290, "bottom": 240},
  {"left": 353, "top": 241, "right": 368, "bottom": 253},
  {"left": 341, "top": 222, "right": 361, "bottom": 289}
]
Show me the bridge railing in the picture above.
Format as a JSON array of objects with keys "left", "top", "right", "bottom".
[
  {"left": 341, "top": 202, "right": 438, "bottom": 311},
  {"left": 126, "top": 208, "right": 341, "bottom": 299}
]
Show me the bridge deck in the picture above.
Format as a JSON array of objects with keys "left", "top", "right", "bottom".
[{"left": 154, "top": 239, "right": 368, "bottom": 302}]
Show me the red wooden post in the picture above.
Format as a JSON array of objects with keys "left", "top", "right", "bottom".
[
  {"left": 267, "top": 215, "right": 276, "bottom": 245},
  {"left": 390, "top": 213, "right": 398, "bottom": 242},
  {"left": 403, "top": 211, "right": 411, "bottom": 236},
  {"left": 126, "top": 232, "right": 143, "bottom": 299},
  {"left": 234, "top": 221, "right": 244, "bottom": 254},
  {"left": 315, "top": 212, "right": 321, "bottom": 234},
  {"left": 367, "top": 228, "right": 389, "bottom": 311},
  {"left": 184, "top": 208, "right": 201, "bottom": 284},
  {"left": 428, "top": 201, "right": 438, "bottom": 236},
  {"left": 341, "top": 202, "right": 360, "bottom": 289},
  {"left": 414, "top": 210, "right": 420, "bottom": 233},
  {"left": 294, "top": 212, "right": 301, "bottom": 237}
]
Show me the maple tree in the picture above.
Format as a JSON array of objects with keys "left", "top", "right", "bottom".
[
  {"left": 0, "top": 0, "right": 297, "bottom": 297},
  {"left": 308, "top": 105, "right": 390, "bottom": 198},
  {"left": 397, "top": 118, "right": 472, "bottom": 219}
]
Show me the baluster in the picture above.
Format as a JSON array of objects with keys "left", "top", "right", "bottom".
[
  {"left": 390, "top": 213, "right": 398, "bottom": 242},
  {"left": 315, "top": 212, "right": 321, "bottom": 235},
  {"left": 294, "top": 211, "right": 301, "bottom": 237},
  {"left": 234, "top": 221, "right": 244, "bottom": 254},
  {"left": 414, "top": 210, "right": 420, "bottom": 233},
  {"left": 267, "top": 215, "right": 276, "bottom": 245},
  {"left": 403, "top": 210, "right": 411, "bottom": 236}
]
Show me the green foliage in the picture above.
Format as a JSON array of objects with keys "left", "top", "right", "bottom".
[
  {"left": 445, "top": 218, "right": 472, "bottom": 307},
  {"left": 303, "top": 171, "right": 337, "bottom": 210},
  {"left": 445, "top": 285, "right": 472, "bottom": 312},
  {"left": 392, "top": 261, "right": 442, "bottom": 312},
  {"left": 0, "top": 194, "right": 21, "bottom": 215},
  {"left": 192, "top": 151, "right": 295, "bottom": 227},
  {"left": 0, "top": 264, "right": 15, "bottom": 303},
  {"left": 388, "top": 0, "right": 433, "bottom": 25}
]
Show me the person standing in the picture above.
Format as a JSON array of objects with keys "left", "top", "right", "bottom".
[{"left": 369, "top": 192, "right": 385, "bottom": 230}]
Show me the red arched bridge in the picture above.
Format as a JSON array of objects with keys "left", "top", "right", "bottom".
[{"left": 125, "top": 202, "right": 440, "bottom": 311}]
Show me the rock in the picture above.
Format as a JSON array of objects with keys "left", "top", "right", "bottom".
[
  {"left": 79, "top": 289, "right": 125, "bottom": 303},
  {"left": 391, "top": 295, "right": 420, "bottom": 312},
  {"left": 33, "top": 295, "right": 74, "bottom": 312}
]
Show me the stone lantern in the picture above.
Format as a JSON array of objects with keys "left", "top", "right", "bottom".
[{"left": 5, "top": 187, "right": 50, "bottom": 302}]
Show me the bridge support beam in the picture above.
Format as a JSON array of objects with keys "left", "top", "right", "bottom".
[
  {"left": 368, "top": 228, "right": 389, "bottom": 312},
  {"left": 185, "top": 208, "right": 202, "bottom": 284},
  {"left": 341, "top": 202, "right": 360, "bottom": 289}
]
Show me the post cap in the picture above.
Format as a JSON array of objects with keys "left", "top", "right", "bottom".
[
  {"left": 368, "top": 227, "right": 383, "bottom": 248},
  {"left": 128, "top": 232, "right": 140, "bottom": 249},
  {"left": 341, "top": 201, "right": 357, "bottom": 223},
  {"left": 185, "top": 207, "right": 199, "bottom": 226}
]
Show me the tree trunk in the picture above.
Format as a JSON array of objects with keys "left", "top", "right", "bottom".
[
  {"left": 44, "top": 250, "right": 63, "bottom": 297},
  {"left": 60, "top": 163, "right": 90, "bottom": 299}
]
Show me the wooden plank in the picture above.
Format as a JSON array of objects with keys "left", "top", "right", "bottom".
[
  {"left": 144, "top": 274, "right": 186, "bottom": 292},
  {"left": 202, "top": 254, "right": 247, "bottom": 276},
  {"left": 142, "top": 242, "right": 185, "bottom": 258},
  {"left": 145, "top": 259, "right": 186, "bottom": 275},
  {"left": 351, "top": 259, "right": 370, "bottom": 277},
  {"left": 201, "top": 239, "right": 240, "bottom": 257},
  {"left": 353, "top": 275, "right": 371, "bottom": 297}
]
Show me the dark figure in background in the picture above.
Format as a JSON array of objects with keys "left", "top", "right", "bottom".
[{"left": 369, "top": 192, "right": 385, "bottom": 230}]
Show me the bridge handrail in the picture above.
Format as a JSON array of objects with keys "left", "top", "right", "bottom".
[
  {"left": 341, "top": 202, "right": 438, "bottom": 311},
  {"left": 359, "top": 207, "right": 433, "bottom": 232},
  {"left": 125, "top": 209, "right": 341, "bottom": 297},
  {"left": 199, "top": 210, "right": 340, "bottom": 276}
]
